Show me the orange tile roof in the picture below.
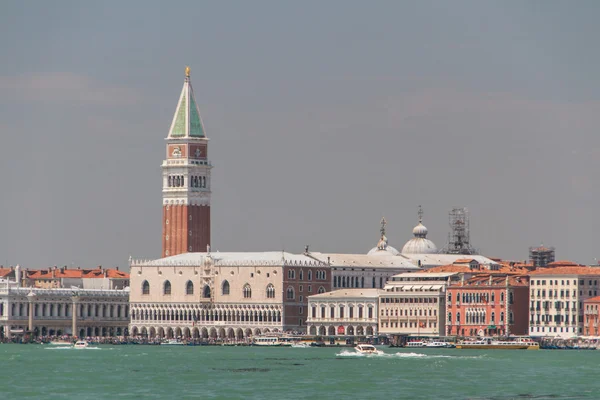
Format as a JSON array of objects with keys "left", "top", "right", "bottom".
[
  {"left": 454, "top": 259, "right": 477, "bottom": 263},
  {"left": 82, "top": 269, "right": 129, "bottom": 279},
  {"left": 584, "top": 296, "right": 600, "bottom": 303},
  {"left": 529, "top": 267, "right": 600, "bottom": 276},
  {"left": 546, "top": 260, "right": 582, "bottom": 267},
  {"left": 0, "top": 268, "right": 14, "bottom": 278},
  {"left": 26, "top": 267, "right": 129, "bottom": 279}
]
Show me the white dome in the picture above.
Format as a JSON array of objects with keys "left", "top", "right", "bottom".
[
  {"left": 401, "top": 238, "right": 438, "bottom": 254},
  {"left": 412, "top": 223, "right": 428, "bottom": 237},
  {"left": 402, "top": 213, "right": 438, "bottom": 255},
  {"left": 368, "top": 244, "right": 400, "bottom": 256}
]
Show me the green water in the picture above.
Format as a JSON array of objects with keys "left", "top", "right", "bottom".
[{"left": 0, "top": 344, "right": 598, "bottom": 399}]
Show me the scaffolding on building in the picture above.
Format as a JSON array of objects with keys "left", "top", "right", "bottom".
[
  {"left": 529, "top": 245, "right": 555, "bottom": 268},
  {"left": 441, "top": 207, "right": 478, "bottom": 255}
]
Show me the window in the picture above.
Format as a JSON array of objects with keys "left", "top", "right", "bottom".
[
  {"left": 318, "top": 286, "right": 325, "bottom": 294},
  {"left": 288, "top": 270, "right": 296, "bottom": 279},
  {"left": 500, "top": 312, "right": 505, "bottom": 322},
  {"left": 186, "top": 281, "right": 194, "bottom": 295},
  {"left": 308, "top": 270, "right": 312, "bottom": 281},
  {"left": 243, "top": 284, "right": 252, "bottom": 299},
  {"left": 163, "top": 280, "right": 171, "bottom": 295},
  {"left": 266, "top": 284, "right": 275, "bottom": 298},
  {"left": 308, "top": 285, "right": 312, "bottom": 293},
  {"left": 286, "top": 287, "right": 295, "bottom": 300},
  {"left": 203, "top": 285, "right": 211, "bottom": 298},
  {"left": 222, "top": 280, "right": 230, "bottom": 295},
  {"left": 299, "top": 285, "right": 303, "bottom": 292},
  {"left": 456, "top": 312, "right": 461, "bottom": 323},
  {"left": 299, "top": 270, "right": 303, "bottom": 280},
  {"left": 312, "top": 307, "right": 316, "bottom": 318},
  {"left": 300, "top": 295, "right": 303, "bottom": 302},
  {"left": 142, "top": 280, "right": 150, "bottom": 295}
]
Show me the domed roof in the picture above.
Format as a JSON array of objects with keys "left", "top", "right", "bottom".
[
  {"left": 367, "top": 217, "right": 401, "bottom": 256},
  {"left": 401, "top": 237, "right": 438, "bottom": 254},
  {"left": 401, "top": 206, "right": 438, "bottom": 255},
  {"left": 412, "top": 222, "right": 428, "bottom": 237}
]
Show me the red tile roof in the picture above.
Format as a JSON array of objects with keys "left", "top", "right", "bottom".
[
  {"left": 546, "top": 260, "right": 581, "bottom": 267},
  {"left": 584, "top": 296, "right": 600, "bottom": 303},
  {"left": 26, "top": 267, "right": 129, "bottom": 279},
  {"left": 0, "top": 268, "right": 14, "bottom": 278}
]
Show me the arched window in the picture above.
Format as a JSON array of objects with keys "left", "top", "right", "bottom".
[
  {"left": 501, "top": 292, "right": 505, "bottom": 302},
  {"left": 491, "top": 312, "right": 495, "bottom": 322},
  {"left": 318, "top": 286, "right": 325, "bottom": 294},
  {"left": 142, "top": 280, "right": 150, "bottom": 295},
  {"left": 222, "top": 280, "right": 230, "bottom": 295},
  {"left": 500, "top": 312, "right": 505, "bottom": 322},
  {"left": 308, "top": 270, "right": 312, "bottom": 281},
  {"left": 243, "top": 284, "right": 252, "bottom": 299},
  {"left": 186, "top": 281, "right": 194, "bottom": 295},
  {"left": 203, "top": 285, "right": 211, "bottom": 298},
  {"left": 448, "top": 312, "right": 452, "bottom": 322},
  {"left": 286, "top": 286, "right": 295, "bottom": 300},
  {"left": 456, "top": 312, "right": 461, "bottom": 323},
  {"left": 163, "top": 280, "right": 171, "bottom": 295},
  {"left": 266, "top": 284, "right": 275, "bottom": 298}
]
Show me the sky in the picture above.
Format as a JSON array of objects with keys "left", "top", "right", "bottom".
[{"left": 1, "top": 0, "right": 600, "bottom": 270}]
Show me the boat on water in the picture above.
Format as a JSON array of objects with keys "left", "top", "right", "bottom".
[
  {"left": 425, "top": 341, "right": 455, "bottom": 348},
  {"left": 73, "top": 340, "right": 89, "bottom": 349},
  {"left": 161, "top": 339, "right": 185, "bottom": 346},
  {"left": 456, "top": 337, "right": 539, "bottom": 350},
  {"left": 49, "top": 340, "right": 72, "bottom": 346},
  {"left": 291, "top": 342, "right": 311, "bottom": 348},
  {"left": 405, "top": 341, "right": 427, "bottom": 348},
  {"left": 354, "top": 344, "right": 382, "bottom": 355},
  {"left": 252, "top": 336, "right": 291, "bottom": 347}
]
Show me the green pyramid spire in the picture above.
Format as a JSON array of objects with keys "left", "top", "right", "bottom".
[{"left": 167, "top": 67, "right": 206, "bottom": 139}]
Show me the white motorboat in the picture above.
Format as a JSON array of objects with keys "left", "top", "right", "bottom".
[
  {"left": 354, "top": 344, "right": 381, "bottom": 355},
  {"left": 49, "top": 340, "right": 72, "bottom": 346},
  {"left": 73, "top": 340, "right": 89, "bottom": 349},
  {"left": 161, "top": 339, "right": 185, "bottom": 346},
  {"left": 291, "top": 342, "right": 310, "bottom": 348}
]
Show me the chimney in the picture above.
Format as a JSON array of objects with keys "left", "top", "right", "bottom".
[{"left": 115, "top": 266, "right": 119, "bottom": 271}]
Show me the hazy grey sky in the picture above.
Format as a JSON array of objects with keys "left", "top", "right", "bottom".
[{"left": 2, "top": 1, "right": 600, "bottom": 269}]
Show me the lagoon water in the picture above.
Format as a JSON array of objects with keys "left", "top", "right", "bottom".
[{"left": 0, "top": 344, "right": 597, "bottom": 399}]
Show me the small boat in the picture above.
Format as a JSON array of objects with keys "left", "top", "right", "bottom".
[
  {"left": 354, "top": 344, "right": 381, "bottom": 355},
  {"left": 456, "top": 337, "right": 539, "bottom": 350},
  {"left": 73, "top": 340, "right": 89, "bottom": 349},
  {"left": 291, "top": 342, "right": 310, "bottom": 348},
  {"left": 49, "top": 340, "right": 72, "bottom": 346},
  {"left": 161, "top": 339, "right": 185, "bottom": 346}
]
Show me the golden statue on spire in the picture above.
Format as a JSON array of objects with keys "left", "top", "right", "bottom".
[{"left": 185, "top": 66, "right": 191, "bottom": 77}]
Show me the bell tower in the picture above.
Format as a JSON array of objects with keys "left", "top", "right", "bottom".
[{"left": 161, "top": 67, "right": 211, "bottom": 258}]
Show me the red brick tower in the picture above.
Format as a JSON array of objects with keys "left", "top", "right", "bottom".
[{"left": 162, "top": 67, "right": 211, "bottom": 257}]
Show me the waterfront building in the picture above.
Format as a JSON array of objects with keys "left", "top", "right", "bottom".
[
  {"left": 129, "top": 251, "right": 331, "bottom": 339},
  {"left": 446, "top": 275, "right": 529, "bottom": 337},
  {"left": 0, "top": 280, "right": 129, "bottom": 339},
  {"left": 306, "top": 288, "right": 382, "bottom": 337},
  {"left": 378, "top": 272, "right": 459, "bottom": 338},
  {"left": 583, "top": 296, "right": 600, "bottom": 336},
  {"left": 528, "top": 266, "right": 600, "bottom": 338},
  {"left": 162, "top": 67, "right": 212, "bottom": 258}
]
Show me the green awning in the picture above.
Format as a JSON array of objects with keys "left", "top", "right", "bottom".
[{"left": 487, "top": 325, "right": 497, "bottom": 329}]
